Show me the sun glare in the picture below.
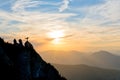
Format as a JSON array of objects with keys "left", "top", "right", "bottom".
[
  {"left": 48, "top": 30, "right": 64, "bottom": 44},
  {"left": 49, "top": 30, "right": 64, "bottom": 39}
]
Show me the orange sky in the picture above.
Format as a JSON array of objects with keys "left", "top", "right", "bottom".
[{"left": 0, "top": 0, "right": 120, "bottom": 53}]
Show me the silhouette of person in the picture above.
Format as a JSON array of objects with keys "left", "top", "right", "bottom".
[
  {"left": 25, "top": 37, "right": 33, "bottom": 48},
  {"left": 13, "top": 39, "right": 18, "bottom": 45},
  {"left": 18, "top": 39, "right": 23, "bottom": 47},
  {"left": 25, "top": 41, "right": 33, "bottom": 49}
]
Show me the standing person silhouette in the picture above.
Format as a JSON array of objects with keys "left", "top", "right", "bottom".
[
  {"left": 25, "top": 37, "right": 33, "bottom": 49},
  {"left": 18, "top": 39, "right": 23, "bottom": 47}
]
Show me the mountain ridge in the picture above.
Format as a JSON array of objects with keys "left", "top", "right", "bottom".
[
  {"left": 0, "top": 38, "right": 67, "bottom": 80},
  {"left": 53, "top": 64, "right": 120, "bottom": 80},
  {"left": 40, "top": 50, "right": 120, "bottom": 70}
]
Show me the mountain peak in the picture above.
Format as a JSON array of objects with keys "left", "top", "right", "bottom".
[
  {"left": 0, "top": 37, "right": 67, "bottom": 80},
  {"left": 93, "top": 50, "right": 114, "bottom": 56}
]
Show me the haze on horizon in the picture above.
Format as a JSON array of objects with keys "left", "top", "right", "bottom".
[{"left": 0, "top": 0, "right": 120, "bottom": 54}]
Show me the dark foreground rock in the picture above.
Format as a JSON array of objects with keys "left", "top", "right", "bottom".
[{"left": 0, "top": 38, "right": 67, "bottom": 80}]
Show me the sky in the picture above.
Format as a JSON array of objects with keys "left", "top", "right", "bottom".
[{"left": 0, "top": 0, "right": 120, "bottom": 53}]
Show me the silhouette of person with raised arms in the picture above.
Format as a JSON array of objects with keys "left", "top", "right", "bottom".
[
  {"left": 25, "top": 37, "right": 29, "bottom": 41},
  {"left": 25, "top": 37, "right": 33, "bottom": 49}
]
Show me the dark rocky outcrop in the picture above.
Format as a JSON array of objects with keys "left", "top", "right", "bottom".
[{"left": 0, "top": 37, "right": 67, "bottom": 80}]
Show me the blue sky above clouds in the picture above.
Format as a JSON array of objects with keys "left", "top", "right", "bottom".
[{"left": 0, "top": 0, "right": 120, "bottom": 52}]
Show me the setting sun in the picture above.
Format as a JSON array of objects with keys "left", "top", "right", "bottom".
[
  {"left": 48, "top": 30, "right": 64, "bottom": 39},
  {"left": 48, "top": 30, "right": 64, "bottom": 44}
]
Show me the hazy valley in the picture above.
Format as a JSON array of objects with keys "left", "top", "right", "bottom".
[
  {"left": 40, "top": 50, "right": 120, "bottom": 70},
  {"left": 54, "top": 64, "right": 120, "bottom": 80}
]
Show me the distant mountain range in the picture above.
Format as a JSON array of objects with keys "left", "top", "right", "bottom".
[
  {"left": 40, "top": 50, "right": 120, "bottom": 70},
  {"left": 89, "top": 51, "right": 120, "bottom": 70},
  {"left": 53, "top": 64, "right": 120, "bottom": 80}
]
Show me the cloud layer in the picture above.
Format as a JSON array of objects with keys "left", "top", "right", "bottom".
[{"left": 0, "top": 0, "right": 119, "bottom": 52}]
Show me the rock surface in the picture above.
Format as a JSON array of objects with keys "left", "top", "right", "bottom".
[{"left": 0, "top": 38, "right": 66, "bottom": 80}]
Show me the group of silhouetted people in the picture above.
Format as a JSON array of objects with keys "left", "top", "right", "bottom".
[
  {"left": 13, "top": 39, "right": 23, "bottom": 47},
  {"left": 0, "top": 37, "right": 33, "bottom": 49}
]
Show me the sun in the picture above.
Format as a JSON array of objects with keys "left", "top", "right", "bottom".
[
  {"left": 48, "top": 30, "right": 64, "bottom": 39},
  {"left": 48, "top": 30, "right": 64, "bottom": 44}
]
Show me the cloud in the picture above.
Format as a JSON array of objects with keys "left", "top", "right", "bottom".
[
  {"left": 0, "top": 0, "right": 120, "bottom": 52},
  {"left": 61, "top": 34, "right": 73, "bottom": 38},
  {"left": 59, "top": 0, "right": 70, "bottom": 12},
  {"left": 44, "top": 34, "right": 73, "bottom": 41},
  {"left": 77, "top": 0, "right": 120, "bottom": 26},
  {"left": 11, "top": 0, "right": 40, "bottom": 12},
  {"left": 0, "top": 0, "right": 76, "bottom": 44}
]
